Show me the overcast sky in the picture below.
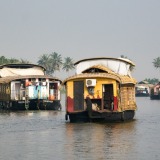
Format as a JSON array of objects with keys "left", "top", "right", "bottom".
[{"left": 0, "top": 0, "right": 160, "bottom": 81}]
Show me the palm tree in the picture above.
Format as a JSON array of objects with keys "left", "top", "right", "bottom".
[
  {"left": 37, "top": 54, "right": 52, "bottom": 75},
  {"left": 153, "top": 57, "right": 160, "bottom": 69},
  {"left": 120, "top": 55, "right": 128, "bottom": 58},
  {"left": 0, "top": 56, "right": 31, "bottom": 65},
  {"left": 144, "top": 78, "right": 159, "bottom": 84},
  {"left": 0, "top": 56, "right": 8, "bottom": 65},
  {"left": 153, "top": 57, "right": 160, "bottom": 82},
  {"left": 50, "top": 52, "right": 63, "bottom": 74},
  {"left": 9, "top": 58, "right": 20, "bottom": 64},
  {"left": 19, "top": 59, "right": 31, "bottom": 64},
  {"left": 62, "top": 57, "right": 75, "bottom": 75}
]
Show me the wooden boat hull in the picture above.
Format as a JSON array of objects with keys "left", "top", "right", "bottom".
[
  {"left": 33, "top": 99, "right": 62, "bottom": 110},
  {"left": 150, "top": 83, "right": 160, "bottom": 100},
  {"left": 150, "top": 95, "right": 160, "bottom": 100},
  {"left": 66, "top": 110, "right": 135, "bottom": 123},
  {"left": 135, "top": 93, "right": 149, "bottom": 97},
  {"left": 0, "top": 100, "right": 62, "bottom": 111}
]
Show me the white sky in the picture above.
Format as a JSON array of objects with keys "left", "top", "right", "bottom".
[{"left": 0, "top": 0, "right": 160, "bottom": 81}]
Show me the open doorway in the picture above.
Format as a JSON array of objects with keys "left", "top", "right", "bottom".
[{"left": 103, "top": 84, "right": 114, "bottom": 110}]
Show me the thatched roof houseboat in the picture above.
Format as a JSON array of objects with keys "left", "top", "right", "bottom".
[{"left": 63, "top": 57, "right": 137, "bottom": 122}]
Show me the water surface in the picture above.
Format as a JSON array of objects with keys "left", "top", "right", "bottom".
[{"left": 0, "top": 96, "right": 160, "bottom": 160}]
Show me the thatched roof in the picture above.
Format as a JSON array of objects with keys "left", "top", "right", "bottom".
[
  {"left": 82, "top": 64, "right": 116, "bottom": 74},
  {"left": 62, "top": 64, "right": 137, "bottom": 85},
  {"left": 63, "top": 73, "right": 136, "bottom": 85}
]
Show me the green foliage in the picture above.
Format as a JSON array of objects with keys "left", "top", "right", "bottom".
[
  {"left": 37, "top": 52, "right": 75, "bottom": 76},
  {"left": 37, "top": 54, "right": 52, "bottom": 75},
  {"left": 120, "top": 55, "right": 128, "bottom": 58},
  {"left": 153, "top": 57, "right": 160, "bottom": 69},
  {"left": 60, "top": 85, "right": 66, "bottom": 94},
  {"left": 0, "top": 53, "right": 75, "bottom": 77},
  {"left": 50, "top": 52, "right": 63, "bottom": 72},
  {"left": 62, "top": 57, "right": 75, "bottom": 72},
  {"left": 0, "top": 56, "right": 31, "bottom": 65},
  {"left": 144, "top": 78, "right": 159, "bottom": 84}
]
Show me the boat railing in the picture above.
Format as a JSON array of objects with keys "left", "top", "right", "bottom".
[{"left": 10, "top": 88, "right": 60, "bottom": 101}]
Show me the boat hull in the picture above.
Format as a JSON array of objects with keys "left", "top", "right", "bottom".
[
  {"left": 0, "top": 100, "right": 62, "bottom": 111},
  {"left": 136, "top": 93, "right": 149, "bottom": 97},
  {"left": 66, "top": 110, "right": 135, "bottom": 123},
  {"left": 150, "top": 94, "right": 160, "bottom": 100}
]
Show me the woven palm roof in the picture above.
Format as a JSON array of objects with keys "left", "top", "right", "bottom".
[
  {"left": 62, "top": 65, "right": 136, "bottom": 85},
  {"left": 82, "top": 64, "right": 116, "bottom": 74}
]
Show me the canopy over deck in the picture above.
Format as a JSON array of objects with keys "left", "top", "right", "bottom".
[
  {"left": 0, "top": 64, "right": 46, "bottom": 78},
  {"left": 74, "top": 57, "right": 135, "bottom": 77}
]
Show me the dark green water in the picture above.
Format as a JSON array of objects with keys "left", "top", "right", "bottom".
[{"left": 0, "top": 96, "right": 160, "bottom": 160}]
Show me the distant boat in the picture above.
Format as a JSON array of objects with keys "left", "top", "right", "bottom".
[
  {"left": 135, "top": 81, "right": 153, "bottom": 97},
  {"left": 0, "top": 64, "right": 62, "bottom": 110},
  {"left": 63, "top": 57, "right": 137, "bottom": 122},
  {"left": 150, "top": 82, "right": 160, "bottom": 100}
]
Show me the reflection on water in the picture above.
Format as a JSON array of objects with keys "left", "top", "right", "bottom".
[
  {"left": 64, "top": 120, "right": 137, "bottom": 160},
  {"left": 0, "top": 97, "right": 160, "bottom": 160}
]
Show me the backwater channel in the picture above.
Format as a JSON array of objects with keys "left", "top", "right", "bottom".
[{"left": 0, "top": 95, "right": 160, "bottom": 160}]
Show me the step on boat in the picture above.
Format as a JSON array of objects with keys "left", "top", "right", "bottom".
[
  {"left": 0, "top": 64, "right": 62, "bottom": 110},
  {"left": 63, "top": 57, "right": 137, "bottom": 122}
]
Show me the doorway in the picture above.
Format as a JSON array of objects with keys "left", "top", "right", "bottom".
[
  {"left": 73, "top": 81, "right": 84, "bottom": 111},
  {"left": 103, "top": 84, "right": 113, "bottom": 110}
]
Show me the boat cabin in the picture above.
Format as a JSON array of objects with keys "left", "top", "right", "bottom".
[{"left": 0, "top": 64, "right": 62, "bottom": 110}]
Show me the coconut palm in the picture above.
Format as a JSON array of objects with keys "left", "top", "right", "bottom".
[
  {"left": 0, "top": 56, "right": 8, "bottom": 65},
  {"left": 120, "top": 55, "right": 128, "bottom": 58},
  {"left": 8, "top": 58, "right": 20, "bottom": 64},
  {"left": 62, "top": 57, "right": 75, "bottom": 75},
  {"left": 19, "top": 59, "right": 31, "bottom": 64},
  {"left": 153, "top": 57, "right": 160, "bottom": 82},
  {"left": 144, "top": 78, "right": 159, "bottom": 84},
  {"left": 0, "top": 56, "right": 31, "bottom": 65},
  {"left": 153, "top": 57, "right": 160, "bottom": 69},
  {"left": 50, "top": 52, "right": 63, "bottom": 74},
  {"left": 37, "top": 54, "right": 52, "bottom": 75}
]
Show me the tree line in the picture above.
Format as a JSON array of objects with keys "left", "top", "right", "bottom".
[
  {"left": 0, "top": 54, "right": 160, "bottom": 84},
  {"left": 141, "top": 57, "right": 160, "bottom": 84},
  {"left": 37, "top": 52, "right": 75, "bottom": 75},
  {"left": 0, "top": 52, "right": 75, "bottom": 76}
]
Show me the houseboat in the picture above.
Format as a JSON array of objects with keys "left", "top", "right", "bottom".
[
  {"left": 150, "top": 82, "right": 160, "bottom": 100},
  {"left": 0, "top": 64, "right": 62, "bottom": 110},
  {"left": 63, "top": 57, "right": 137, "bottom": 122},
  {"left": 135, "top": 81, "right": 153, "bottom": 97}
]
